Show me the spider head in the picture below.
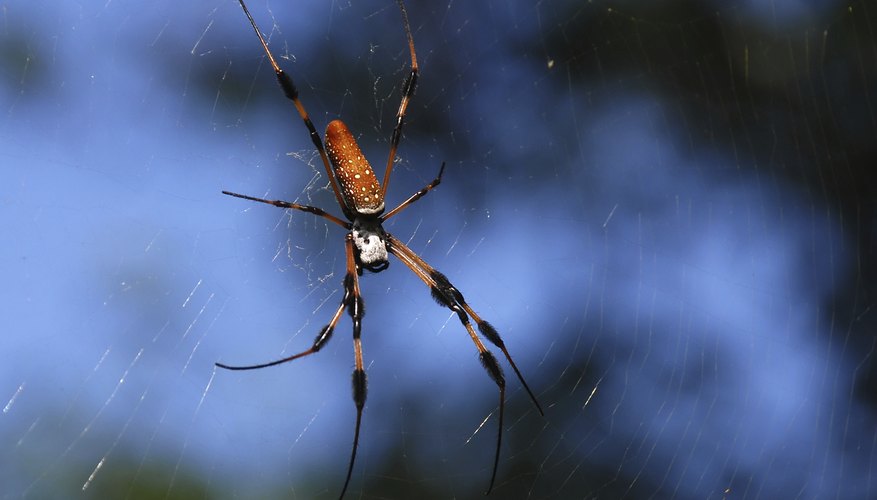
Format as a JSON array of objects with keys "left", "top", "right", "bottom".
[{"left": 352, "top": 216, "right": 389, "bottom": 273}]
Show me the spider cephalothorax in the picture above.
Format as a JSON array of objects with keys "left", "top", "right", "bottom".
[
  {"left": 351, "top": 216, "right": 389, "bottom": 272},
  {"left": 216, "top": 1, "right": 543, "bottom": 498}
]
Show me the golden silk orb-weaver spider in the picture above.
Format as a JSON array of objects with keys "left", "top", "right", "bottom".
[{"left": 215, "top": 1, "right": 544, "bottom": 498}]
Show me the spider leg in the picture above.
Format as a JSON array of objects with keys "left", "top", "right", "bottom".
[
  {"left": 213, "top": 303, "right": 339, "bottom": 371},
  {"left": 380, "top": 0, "right": 419, "bottom": 198},
  {"left": 222, "top": 191, "right": 352, "bottom": 229},
  {"left": 387, "top": 234, "right": 540, "bottom": 494},
  {"left": 215, "top": 235, "right": 365, "bottom": 500},
  {"left": 388, "top": 235, "right": 544, "bottom": 416},
  {"left": 235, "top": 0, "right": 351, "bottom": 219},
  {"left": 214, "top": 242, "right": 358, "bottom": 372},
  {"left": 341, "top": 233, "right": 366, "bottom": 500},
  {"left": 380, "top": 162, "right": 444, "bottom": 221}
]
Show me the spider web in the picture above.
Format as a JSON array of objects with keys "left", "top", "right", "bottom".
[{"left": 2, "top": 0, "right": 876, "bottom": 498}]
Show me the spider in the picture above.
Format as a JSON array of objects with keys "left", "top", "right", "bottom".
[{"left": 216, "top": 1, "right": 543, "bottom": 498}]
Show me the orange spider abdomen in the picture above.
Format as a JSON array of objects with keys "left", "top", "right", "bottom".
[{"left": 325, "top": 120, "right": 385, "bottom": 215}]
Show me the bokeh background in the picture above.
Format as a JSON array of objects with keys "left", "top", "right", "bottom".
[{"left": 2, "top": 0, "right": 876, "bottom": 498}]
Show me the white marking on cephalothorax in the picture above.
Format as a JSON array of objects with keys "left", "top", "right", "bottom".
[{"left": 352, "top": 227, "right": 388, "bottom": 266}]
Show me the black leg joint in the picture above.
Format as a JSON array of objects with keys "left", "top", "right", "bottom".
[
  {"left": 312, "top": 324, "right": 334, "bottom": 351},
  {"left": 343, "top": 273, "right": 355, "bottom": 294},
  {"left": 430, "top": 285, "right": 454, "bottom": 308},
  {"left": 430, "top": 285, "right": 471, "bottom": 328},
  {"left": 430, "top": 270, "right": 466, "bottom": 305},
  {"left": 352, "top": 369, "right": 368, "bottom": 409},
  {"left": 479, "top": 351, "right": 505, "bottom": 388},
  {"left": 275, "top": 71, "right": 299, "bottom": 101},
  {"left": 478, "top": 321, "right": 505, "bottom": 349}
]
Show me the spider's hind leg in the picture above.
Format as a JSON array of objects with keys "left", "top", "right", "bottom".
[
  {"left": 429, "top": 269, "right": 544, "bottom": 416},
  {"left": 386, "top": 234, "right": 542, "bottom": 494},
  {"left": 340, "top": 233, "right": 368, "bottom": 500}
]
